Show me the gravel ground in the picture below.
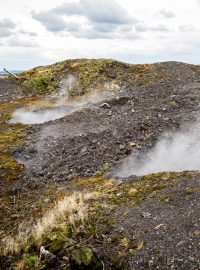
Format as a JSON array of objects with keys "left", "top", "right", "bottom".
[
  {"left": 15, "top": 79, "right": 200, "bottom": 186},
  {"left": 115, "top": 173, "right": 200, "bottom": 270},
  {"left": 0, "top": 78, "right": 19, "bottom": 103}
]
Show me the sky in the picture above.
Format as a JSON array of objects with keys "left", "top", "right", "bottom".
[{"left": 0, "top": 0, "right": 200, "bottom": 70}]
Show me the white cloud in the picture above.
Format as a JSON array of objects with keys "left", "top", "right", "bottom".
[
  {"left": 135, "top": 23, "right": 169, "bottom": 32},
  {"left": 31, "top": 0, "right": 137, "bottom": 40},
  {"left": 0, "top": 0, "right": 200, "bottom": 69},
  {"left": 7, "top": 37, "right": 38, "bottom": 48},
  {"left": 32, "top": 11, "right": 67, "bottom": 32},
  {"left": 179, "top": 25, "right": 194, "bottom": 32},
  {"left": 0, "top": 18, "right": 16, "bottom": 37},
  {"left": 0, "top": 18, "right": 16, "bottom": 28},
  {"left": 53, "top": 0, "right": 135, "bottom": 25},
  {"left": 160, "top": 9, "right": 176, "bottom": 18}
]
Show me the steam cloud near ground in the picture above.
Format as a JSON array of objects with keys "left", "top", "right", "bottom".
[
  {"left": 116, "top": 121, "right": 200, "bottom": 177},
  {"left": 10, "top": 105, "right": 80, "bottom": 125},
  {"left": 10, "top": 75, "right": 118, "bottom": 124}
]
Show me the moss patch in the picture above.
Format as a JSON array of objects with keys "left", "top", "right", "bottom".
[
  {"left": 22, "top": 253, "right": 39, "bottom": 269},
  {"left": 0, "top": 110, "right": 25, "bottom": 182}
]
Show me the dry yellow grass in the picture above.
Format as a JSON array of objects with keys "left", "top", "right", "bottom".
[{"left": 0, "top": 191, "right": 100, "bottom": 256}]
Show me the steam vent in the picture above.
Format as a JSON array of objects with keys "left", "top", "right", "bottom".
[{"left": 1, "top": 59, "right": 200, "bottom": 269}]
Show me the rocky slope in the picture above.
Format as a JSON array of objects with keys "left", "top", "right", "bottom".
[{"left": 0, "top": 59, "right": 200, "bottom": 269}]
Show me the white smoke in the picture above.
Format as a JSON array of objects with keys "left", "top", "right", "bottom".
[
  {"left": 116, "top": 121, "right": 200, "bottom": 177},
  {"left": 10, "top": 104, "right": 80, "bottom": 125},
  {"left": 10, "top": 78, "right": 118, "bottom": 125},
  {"left": 58, "top": 74, "right": 76, "bottom": 98}
]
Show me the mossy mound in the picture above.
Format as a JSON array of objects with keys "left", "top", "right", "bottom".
[{"left": 18, "top": 59, "right": 200, "bottom": 98}]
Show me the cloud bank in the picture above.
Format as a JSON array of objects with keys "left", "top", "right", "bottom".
[
  {"left": 31, "top": 0, "right": 137, "bottom": 39},
  {"left": 31, "top": 0, "right": 175, "bottom": 40}
]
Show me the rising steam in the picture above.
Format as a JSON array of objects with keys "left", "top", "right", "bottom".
[
  {"left": 10, "top": 77, "right": 119, "bottom": 125},
  {"left": 116, "top": 121, "right": 200, "bottom": 177},
  {"left": 10, "top": 104, "right": 79, "bottom": 125}
]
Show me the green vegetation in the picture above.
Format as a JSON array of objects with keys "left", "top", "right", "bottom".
[
  {"left": 18, "top": 59, "right": 172, "bottom": 98},
  {"left": 23, "top": 253, "right": 39, "bottom": 269},
  {"left": 95, "top": 162, "right": 111, "bottom": 176},
  {"left": 71, "top": 247, "right": 94, "bottom": 265},
  {"left": 0, "top": 107, "right": 25, "bottom": 182},
  {"left": 19, "top": 64, "right": 62, "bottom": 96}
]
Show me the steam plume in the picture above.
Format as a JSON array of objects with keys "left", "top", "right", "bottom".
[
  {"left": 10, "top": 78, "right": 118, "bottom": 125},
  {"left": 116, "top": 121, "right": 200, "bottom": 177}
]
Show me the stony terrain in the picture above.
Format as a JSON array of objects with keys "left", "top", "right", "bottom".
[{"left": 0, "top": 59, "right": 200, "bottom": 269}]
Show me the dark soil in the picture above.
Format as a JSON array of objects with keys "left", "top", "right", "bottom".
[
  {"left": 0, "top": 78, "right": 19, "bottom": 103},
  {"left": 16, "top": 79, "right": 200, "bottom": 184}
]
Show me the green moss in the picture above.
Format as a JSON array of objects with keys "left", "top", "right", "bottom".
[
  {"left": 103, "top": 162, "right": 111, "bottom": 171},
  {"left": 104, "top": 172, "right": 179, "bottom": 207},
  {"left": 71, "top": 247, "right": 96, "bottom": 266},
  {"left": 23, "top": 253, "right": 39, "bottom": 269},
  {"left": 65, "top": 224, "right": 73, "bottom": 238},
  {"left": 0, "top": 108, "right": 26, "bottom": 182},
  {"left": 22, "top": 70, "right": 56, "bottom": 95},
  {"left": 95, "top": 168, "right": 104, "bottom": 177},
  {"left": 72, "top": 59, "right": 114, "bottom": 95},
  {"left": 120, "top": 237, "right": 129, "bottom": 248},
  {"left": 50, "top": 237, "right": 66, "bottom": 253},
  {"left": 168, "top": 99, "right": 177, "bottom": 106},
  {"left": 19, "top": 62, "right": 67, "bottom": 96},
  {"left": 95, "top": 162, "right": 111, "bottom": 177}
]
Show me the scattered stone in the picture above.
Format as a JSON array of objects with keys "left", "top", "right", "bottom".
[
  {"left": 141, "top": 212, "right": 152, "bottom": 219},
  {"left": 166, "top": 237, "right": 173, "bottom": 242},
  {"left": 119, "top": 144, "right": 126, "bottom": 150},
  {"left": 11, "top": 214, "right": 21, "bottom": 219},
  {"left": 68, "top": 173, "right": 79, "bottom": 180},
  {"left": 128, "top": 141, "right": 137, "bottom": 148},
  {"left": 155, "top": 224, "right": 165, "bottom": 230},
  {"left": 63, "top": 256, "right": 69, "bottom": 261},
  {"left": 176, "top": 240, "right": 185, "bottom": 247},
  {"left": 100, "top": 103, "right": 111, "bottom": 109},
  {"left": 163, "top": 117, "right": 170, "bottom": 121},
  {"left": 188, "top": 256, "right": 195, "bottom": 261},
  {"left": 40, "top": 246, "right": 56, "bottom": 262},
  {"left": 149, "top": 260, "right": 154, "bottom": 266}
]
